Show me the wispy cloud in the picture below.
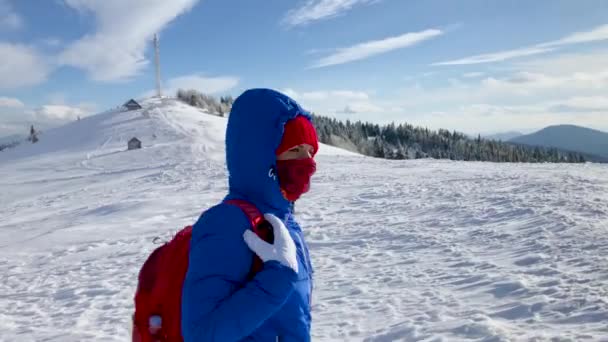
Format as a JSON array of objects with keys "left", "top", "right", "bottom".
[
  {"left": 311, "top": 29, "right": 443, "bottom": 68},
  {"left": 0, "top": 0, "right": 22, "bottom": 30},
  {"left": 283, "top": 0, "right": 379, "bottom": 27},
  {"left": 434, "top": 46, "right": 555, "bottom": 66},
  {"left": 435, "top": 23, "right": 608, "bottom": 66},
  {"left": 59, "top": 0, "right": 199, "bottom": 82},
  {"left": 0, "top": 43, "right": 51, "bottom": 89},
  {"left": 543, "top": 23, "right": 608, "bottom": 46},
  {"left": 463, "top": 72, "right": 485, "bottom": 78},
  {"left": 0, "top": 96, "right": 24, "bottom": 108}
]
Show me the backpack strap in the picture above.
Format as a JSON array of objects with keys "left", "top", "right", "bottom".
[
  {"left": 224, "top": 199, "right": 263, "bottom": 227},
  {"left": 224, "top": 199, "right": 273, "bottom": 240},
  {"left": 224, "top": 199, "right": 273, "bottom": 278}
]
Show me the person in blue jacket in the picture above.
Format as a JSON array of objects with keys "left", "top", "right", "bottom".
[{"left": 181, "top": 88, "right": 318, "bottom": 341}]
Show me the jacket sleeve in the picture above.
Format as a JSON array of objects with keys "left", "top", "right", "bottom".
[{"left": 181, "top": 204, "right": 297, "bottom": 342}]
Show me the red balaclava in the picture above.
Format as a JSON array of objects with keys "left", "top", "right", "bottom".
[{"left": 275, "top": 116, "right": 319, "bottom": 202}]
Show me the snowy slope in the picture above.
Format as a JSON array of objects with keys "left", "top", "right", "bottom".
[
  {"left": 1, "top": 99, "right": 608, "bottom": 341},
  {"left": 0, "top": 134, "right": 24, "bottom": 146}
]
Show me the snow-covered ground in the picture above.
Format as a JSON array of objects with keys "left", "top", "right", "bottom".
[{"left": 1, "top": 98, "right": 607, "bottom": 341}]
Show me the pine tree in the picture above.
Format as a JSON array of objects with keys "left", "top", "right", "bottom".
[{"left": 29, "top": 125, "right": 39, "bottom": 144}]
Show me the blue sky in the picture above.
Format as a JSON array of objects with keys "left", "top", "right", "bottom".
[{"left": 1, "top": 0, "right": 608, "bottom": 137}]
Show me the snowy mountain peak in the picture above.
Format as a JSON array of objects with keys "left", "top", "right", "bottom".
[{"left": 0, "top": 97, "right": 355, "bottom": 165}]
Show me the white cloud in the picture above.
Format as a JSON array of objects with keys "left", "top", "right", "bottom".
[
  {"left": 282, "top": 88, "right": 300, "bottom": 100},
  {"left": 409, "top": 103, "right": 608, "bottom": 134},
  {"left": 479, "top": 69, "right": 608, "bottom": 98},
  {"left": 389, "top": 50, "right": 608, "bottom": 133},
  {"left": 283, "top": 0, "right": 378, "bottom": 27},
  {"left": 337, "top": 105, "right": 357, "bottom": 114},
  {"left": 284, "top": 52, "right": 608, "bottom": 133},
  {"left": 0, "top": 96, "right": 24, "bottom": 108},
  {"left": 41, "top": 38, "right": 62, "bottom": 48},
  {"left": 548, "top": 96, "right": 608, "bottom": 112},
  {"left": 284, "top": 89, "right": 369, "bottom": 101},
  {"left": 517, "top": 50, "right": 608, "bottom": 75},
  {"left": 434, "top": 46, "right": 555, "bottom": 66},
  {"left": 462, "top": 72, "right": 485, "bottom": 78},
  {"left": 34, "top": 104, "right": 89, "bottom": 121},
  {"left": 283, "top": 88, "right": 382, "bottom": 115},
  {"left": 343, "top": 101, "right": 383, "bottom": 113},
  {"left": 331, "top": 90, "right": 370, "bottom": 100},
  {"left": 543, "top": 24, "right": 608, "bottom": 46},
  {"left": 312, "top": 29, "right": 443, "bottom": 68},
  {"left": 0, "top": 0, "right": 22, "bottom": 30},
  {"left": 59, "top": 0, "right": 199, "bottom": 82},
  {"left": 0, "top": 101, "right": 97, "bottom": 136},
  {"left": 46, "top": 92, "right": 67, "bottom": 105},
  {"left": 167, "top": 74, "right": 239, "bottom": 94},
  {"left": 0, "top": 43, "right": 51, "bottom": 89},
  {"left": 396, "top": 51, "right": 608, "bottom": 110},
  {"left": 560, "top": 96, "right": 608, "bottom": 110},
  {"left": 142, "top": 74, "right": 239, "bottom": 98},
  {"left": 283, "top": 51, "right": 608, "bottom": 132},
  {"left": 435, "top": 23, "right": 608, "bottom": 66}
]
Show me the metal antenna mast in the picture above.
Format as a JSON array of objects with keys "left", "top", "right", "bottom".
[{"left": 153, "top": 34, "right": 162, "bottom": 97}]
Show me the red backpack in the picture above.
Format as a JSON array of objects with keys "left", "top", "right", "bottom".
[{"left": 132, "top": 199, "right": 272, "bottom": 342}]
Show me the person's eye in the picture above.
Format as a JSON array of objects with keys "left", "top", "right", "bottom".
[{"left": 290, "top": 148, "right": 300, "bottom": 153}]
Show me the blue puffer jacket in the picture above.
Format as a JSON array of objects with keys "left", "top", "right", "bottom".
[{"left": 181, "top": 89, "right": 314, "bottom": 341}]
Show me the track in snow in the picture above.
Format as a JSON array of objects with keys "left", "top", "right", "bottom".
[{"left": 301, "top": 158, "right": 608, "bottom": 341}]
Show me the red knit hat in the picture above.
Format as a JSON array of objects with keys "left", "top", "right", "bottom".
[{"left": 276, "top": 116, "right": 319, "bottom": 156}]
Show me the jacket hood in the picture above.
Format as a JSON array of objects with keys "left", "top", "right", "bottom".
[{"left": 224, "top": 88, "right": 312, "bottom": 216}]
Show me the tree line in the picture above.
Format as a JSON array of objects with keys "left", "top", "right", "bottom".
[
  {"left": 175, "top": 90, "right": 585, "bottom": 163},
  {"left": 0, "top": 125, "right": 38, "bottom": 152},
  {"left": 176, "top": 89, "right": 234, "bottom": 117},
  {"left": 312, "top": 115, "right": 586, "bottom": 163}
]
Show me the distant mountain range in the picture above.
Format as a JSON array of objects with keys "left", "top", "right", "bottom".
[
  {"left": 509, "top": 125, "right": 608, "bottom": 162},
  {"left": 485, "top": 131, "right": 523, "bottom": 141}
]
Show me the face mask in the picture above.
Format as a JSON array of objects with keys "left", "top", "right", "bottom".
[{"left": 276, "top": 158, "right": 316, "bottom": 202}]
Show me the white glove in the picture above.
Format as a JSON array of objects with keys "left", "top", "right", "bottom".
[{"left": 243, "top": 214, "right": 298, "bottom": 274}]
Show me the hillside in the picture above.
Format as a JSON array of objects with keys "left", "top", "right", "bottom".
[
  {"left": 510, "top": 125, "right": 608, "bottom": 160},
  {"left": 0, "top": 133, "right": 24, "bottom": 144},
  {"left": 0, "top": 134, "right": 23, "bottom": 151},
  {"left": 485, "top": 131, "right": 523, "bottom": 141},
  {"left": 1, "top": 98, "right": 607, "bottom": 341}
]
